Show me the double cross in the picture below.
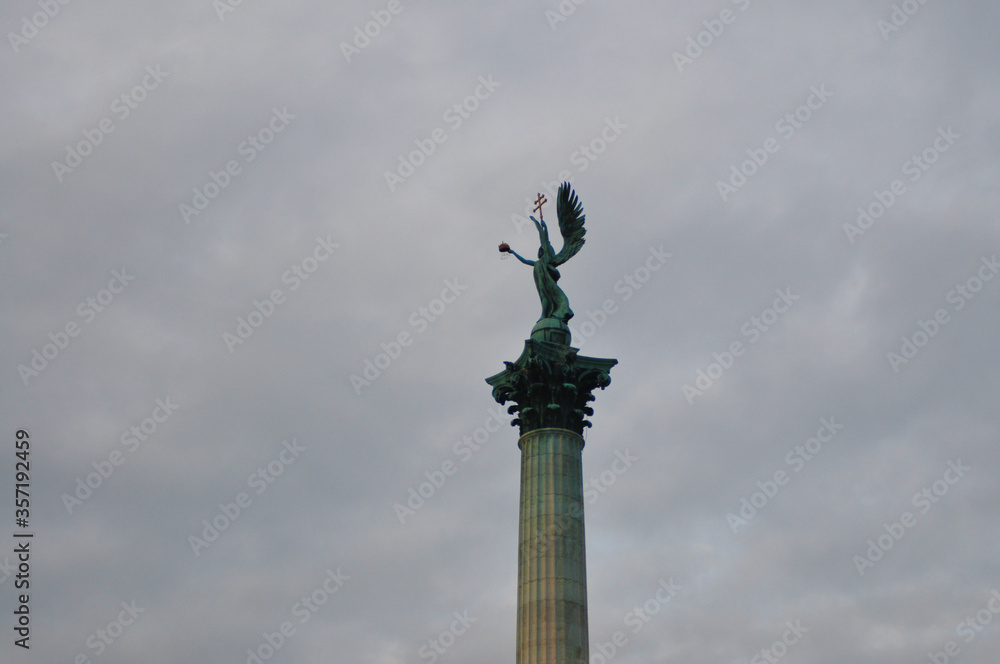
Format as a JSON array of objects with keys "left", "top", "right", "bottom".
[{"left": 533, "top": 193, "right": 547, "bottom": 222}]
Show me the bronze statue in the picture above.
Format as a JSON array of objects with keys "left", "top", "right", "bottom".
[{"left": 500, "top": 183, "right": 586, "bottom": 332}]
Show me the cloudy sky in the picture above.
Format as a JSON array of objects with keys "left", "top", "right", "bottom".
[{"left": 2, "top": 1, "right": 1000, "bottom": 663}]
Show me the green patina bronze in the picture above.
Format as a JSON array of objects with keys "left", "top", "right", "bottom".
[
  {"left": 503, "top": 184, "right": 585, "bottom": 343},
  {"left": 487, "top": 183, "right": 618, "bottom": 664},
  {"left": 488, "top": 182, "right": 617, "bottom": 435},
  {"left": 486, "top": 340, "right": 616, "bottom": 436}
]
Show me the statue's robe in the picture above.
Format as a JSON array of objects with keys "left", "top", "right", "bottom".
[{"left": 533, "top": 258, "right": 573, "bottom": 322}]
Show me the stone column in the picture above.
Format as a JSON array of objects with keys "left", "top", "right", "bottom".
[
  {"left": 487, "top": 335, "right": 616, "bottom": 664},
  {"left": 516, "top": 427, "right": 589, "bottom": 664}
]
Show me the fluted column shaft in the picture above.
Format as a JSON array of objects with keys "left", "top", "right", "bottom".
[{"left": 516, "top": 428, "right": 588, "bottom": 664}]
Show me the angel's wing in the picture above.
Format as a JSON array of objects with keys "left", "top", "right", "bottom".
[{"left": 551, "top": 182, "right": 586, "bottom": 267}]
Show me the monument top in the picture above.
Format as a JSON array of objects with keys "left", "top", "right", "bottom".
[
  {"left": 489, "top": 183, "right": 616, "bottom": 436},
  {"left": 499, "top": 182, "right": 587, "bottom": 345}
]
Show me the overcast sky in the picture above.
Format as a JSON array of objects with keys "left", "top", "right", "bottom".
[{"left": 2, "top": 1, "right": 1000, "bottom": 663}]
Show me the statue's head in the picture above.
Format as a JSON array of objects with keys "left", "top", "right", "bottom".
[{"left": 537, "top": 247, "right": 544, "bottom": 259}]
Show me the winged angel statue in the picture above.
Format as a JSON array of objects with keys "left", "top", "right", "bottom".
[{"left": 500, "top": 182, "right": 586, "bottom": 329}]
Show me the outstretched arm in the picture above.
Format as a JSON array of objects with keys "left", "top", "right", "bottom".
[{"left": 507, "top": 249, "right": 535, "bottom": 266}]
